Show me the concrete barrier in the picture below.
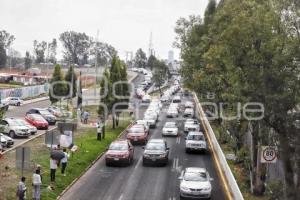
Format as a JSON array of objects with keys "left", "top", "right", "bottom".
[{"left": 193, "top": 92, "right": 244, "bottom": 200}]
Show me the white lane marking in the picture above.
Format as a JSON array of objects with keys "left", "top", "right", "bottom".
[
  {"left": 172, "top": 157, "right": 179, "bottom": 169},
  {"left": 118, "top": 194, "right": 124, "bottom": 200},
  {"left": 134, "top": 157, "right": 142, "bottom": 170}
]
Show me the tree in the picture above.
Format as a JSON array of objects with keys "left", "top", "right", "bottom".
[
  {"left": 90, "top": 41, "right": 117, "bottom": 66},
  {"left": 48, "top": 39, "right": 57, "bottom": 64},
  {"left": 134, "top": 48, "right": 147, "bottom": 68},
  {"left": 33, "top": 40, "right": 47, "bottom": 64},
  {"left": 77, "top": 71, "right": 83, "bottom": 110},
  {"left": 59, "top": 31, "right": 92, "bottom": 64},
  {"left": 147, "top": 54, "right": 157, "bottom": 70},
  {"left": 0, "top": 30, "right": 15, "bottom": 68},
  {"left": 153, "top": 60, "right": 168, "bottom": 96},
  {"left": 24, "top": 51, "right": 32, "bottom": 69},
  {"left": 49, "top": 64, "right": 67, "bottom": 104},
  {"left": 65, "top": 65, "right": 77, "bottom": 98}
]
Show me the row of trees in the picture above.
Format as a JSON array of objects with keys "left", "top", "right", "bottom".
[{"left": 175, "top": 0, "right": 299, "bottom": 199}]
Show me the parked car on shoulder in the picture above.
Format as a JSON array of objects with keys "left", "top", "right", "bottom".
[
  {"left": 185, "top": 131, "right": 207, "bottom": 153},
  {"left": 15, "top": 119, "right": 37, "bottom": 135},
  {"left": 0, "top": 133, "right": 14, "bottom": 147},
  {"left": 126, "top": 125, "right": 148, "bottom": 145},
  {"left": 142, "top": 139, "right": 169, "bottom": 166},
  {"left": 25, "top": 114, "right": 49, "bottom": 130},
  {"left": 26, "top": 108, "right": 56, "bottom": 125},
  {"left": 179, "top": 167, "right": 212, "bottom": 199},
  {"left": 0, "top": 118, "right": 30, "bottom": 138},
  {"left": 4, "top": 97, "right": 23, "bottom": 106},
  {"left": 105, "top": 140, "right": 134, "bottom": 166}
]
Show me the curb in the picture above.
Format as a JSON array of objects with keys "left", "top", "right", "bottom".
[{"left": 56, "top": 122, "right": 134, "bottom": 200}]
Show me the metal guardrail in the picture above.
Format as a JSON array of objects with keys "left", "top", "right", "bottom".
[{"left": 193, "top": 92, "right": 244, "bottom": 200}]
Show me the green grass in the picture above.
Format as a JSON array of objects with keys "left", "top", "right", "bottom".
[{"left": 32, "top": 124, "right": 129, "bottom": 200}]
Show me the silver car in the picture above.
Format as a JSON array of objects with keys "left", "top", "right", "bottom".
[
  {"left": 0, "top": 118, "right": 30, "bottom": 138},
  {"left": 0, "top": 133, "right": 14, "bottom": 147},
  {"left": 15, "top": 119, "right": 37, "bottom": 135},
  {"left": 179, "top": 167, "right": 213, "bottom": 199}
]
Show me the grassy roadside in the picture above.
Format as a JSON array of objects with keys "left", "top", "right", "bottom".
[{"left": 0, "top": 121, "right": 130, "bottom": 200}]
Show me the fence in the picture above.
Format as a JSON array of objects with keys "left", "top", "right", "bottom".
[{"left": 0, "top": 84, "right": 49, "bottom": 99}]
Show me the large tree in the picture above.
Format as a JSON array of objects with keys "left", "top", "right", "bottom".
[
  {"left": 147, "top": 54, "right": 157, "bottom": 70},
  {"left": 48, "top": 38, "right": 57, "bottom": 64},
  {"left": 33, "top": 40, "right": 47, "bottom": 64},
  {"left": 134, "top": 48, "right": 147, "bottom": 68},
  {"left": 59, "top": 31, "right": 92, "bottom": 65},
  {"left": 0, "top": 30, "right": 15, "bottom": 68},
  {"left": 91, "top": 41, "right": 117, "bottom": 66},
  {"left": 49, "top": 64, "right": 67, "bottom": 104},
  {"left": 153, "top": 60, "right": 168, "bottom": 96},
  {"left": 65, "top": 65, "right": 77, "bottom": 98},
  {"left": 24, "top": 51, "right": 32, "bottom": 69}
]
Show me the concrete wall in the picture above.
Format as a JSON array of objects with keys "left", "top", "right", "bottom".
[{"left": 0, "top": 84, "right": 49, "bottom": 99}]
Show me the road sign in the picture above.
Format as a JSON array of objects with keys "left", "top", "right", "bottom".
[
  {"left": 45, "top": 129, "right": 61, "bottom": 147},
  {"left": 16, "top": 147, "right": 31, "bottom": 176},
  {"left": 261, "top": 146, "right": 277, "bottom": 163}
]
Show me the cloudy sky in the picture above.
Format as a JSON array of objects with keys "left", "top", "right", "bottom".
[{"left": 0, "top": 0, "right": 209, "bottom": 60}]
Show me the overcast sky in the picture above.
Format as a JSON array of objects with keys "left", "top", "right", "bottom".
[{"left": 0, "top": 0, "right": 209, "bottom": 60}]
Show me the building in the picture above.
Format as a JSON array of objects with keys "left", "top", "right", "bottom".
[{"left": 168, "top": 50, "right": 174, "bottom": 64}]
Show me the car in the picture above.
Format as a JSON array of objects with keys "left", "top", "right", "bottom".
[
  {"left": 126, "top": 125, "right": 148, "bottom": 145},
  {"left": 48, "top": 106, "right": 72, "bottom": 119},
  {"left": 4, "top": 97, "right": 23, "bottom": 106},
  {"left": 167, "top": 107, "right": 179, "bottom": 118},
  {"left": 144, "top": 114, "right": 157, "bottom": 128},
  {"left": 0, "top": 118, "right": 30, "bottom": 138},
  {"left": 160, "top": 95, "right": 170, "bottom": 103},
  {"left": 185, "top": 132, "right": 207, "bottom": 153},
  {"left": 25, "top": 114, "right": 49, "bottom": 130},
  {"left": 142, "top": 94, "right": 151, "bottom": 103},
  {"left": 26, "top": 108, "right": 56, "bottom": 125},
  {"left": 183, "top": 108, "right": 194, "bottom": 118},
  {"left": 142, "top": 139, "right": 169, "bottom": 166},
  {"left": 0, "top": 133, "right": 14, "bottom": 147},
  {"left": 15, "top": 119, "right": 37, "bottom": 135},
  {"left": 179, "top": 167, "right": 212, "bottom": 199},
  {"left": 185, "top": 101, "right": 194, "bottom": 109},
  {"left": 135, "top": 120, "right": 150, "bottom": 133},
  {"left": 184, "top": 119, "right": 201, "bottom": 133},
  {"left": 105, "top": 140, "right": 134, "bottom": 166},
  {"left": 162, "top": 122, "right": 179, "bottom": 136},
  {"left": 172, "top": 96, "right": 181, "bottom": 103}
]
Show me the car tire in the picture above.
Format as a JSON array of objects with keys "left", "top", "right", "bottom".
[
  {"left": 105, "top": 162, "right": 110, "bottom": 167},
  {"left": 9, "top": 131, "right": 15, "bottom": 138},
  {"left": 185, "top": 148, "right": 190, "bottom": 153},
  {"left": 17, "top": 102, "right": 21, "bottom": 106}
]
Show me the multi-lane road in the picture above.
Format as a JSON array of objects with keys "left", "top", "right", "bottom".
[{"left": 60, "top": 81, "right": 226, "bottom": 200}]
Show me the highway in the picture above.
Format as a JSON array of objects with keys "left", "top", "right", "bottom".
[{"left": 60, "top": 87, "right": 226, "bottom": 200}]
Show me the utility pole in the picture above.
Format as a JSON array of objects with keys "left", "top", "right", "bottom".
[{"left": 148, "top": 32, "right": 154, "bottom": 57}]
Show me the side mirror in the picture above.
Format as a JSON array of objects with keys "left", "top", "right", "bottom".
[
  {"left": 184, "top": 137, "right": 187, "bottom": 140},
  {"left": 210, "top": 178, "right": 214, "bottom": 181},
  {"left": 166, "top": 147, "right": 170, "bottom": 150},
  {"left": 178, "top": 176, "right": 183, "bottom": 180},
  {"left": 142, "top": 146, "right": 145, "bottom": 149}
]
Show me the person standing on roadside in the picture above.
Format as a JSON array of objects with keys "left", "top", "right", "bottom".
[
  {"left": 16, "top": 177, "right": 27, "bottom": 200},
  {"left": 32, "top": 169, "right": 42, "bottom": 200},
  {"left": 61, "top": 148, "right": 69, "bottom": 176},
  {"left": 50, "top": 158, "right": 57, "bottom": 183},
  {"left": 82, "top": 110, "right": 89, "bottom": 124}
]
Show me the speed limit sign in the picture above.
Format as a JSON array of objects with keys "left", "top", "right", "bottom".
[{"left": 261, "top": 146, "right": 277, "bottom": 163}]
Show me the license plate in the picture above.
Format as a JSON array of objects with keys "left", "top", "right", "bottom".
[
  {"left": 114, "top": 158, "right": 119, "bottom": 161},
  {"left": 151, "top": 158, "right": 156, "bottom": 161},
  {"left": 134, "top": 138, "right": 138, "bottom": 141}
]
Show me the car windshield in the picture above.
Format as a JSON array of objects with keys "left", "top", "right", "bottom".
[
  {"left": 129, "top": 128, "right": 143, "bottom": 133},
  {"left": 165, "top": 123, "right": 176, "bottom": 128},
  {"left": 16, "top": 120, "right": 28, "bottom": 126},
  {"left": 32, "top": 115, "right": 44, "bottom": 120},
  {"left": 109, "top": 143, "right": 128, "bottom": 150},
  {"left": 146, "top": 143, "right": 165, "bottom": 151},
  {"left": 184, "top": 172, "right": 207, "bottom": 182},
  {"left": 187, "top": 135, "right": 204, "bottom": 141},
  {"left": 8, "top": 120, "right": 20, "bottom": 126}
]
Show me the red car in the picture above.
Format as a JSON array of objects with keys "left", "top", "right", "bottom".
[
  {"left": 126, "top": 124, "right": 148, "bottom": 145},
  {"left": 105, "top": 140, "right": 134, "bottom": 166},
  {"left": 25, "top": 114, "right": 49, "bottom": 130}
]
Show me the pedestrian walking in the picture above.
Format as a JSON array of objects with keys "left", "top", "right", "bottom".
[
  {"left": 96, "top": 121, "right": 103, "bottom": 141},
  {"left": 61, "top": 148, "right": 69, "bottom": 176},
  {"left": 16, "top": 177, "right": 27, "bottom": 200},
  {"left": 82, "top": 110, "right": 89, "bottom": 124},
  {"left": 50, "top": 158, "right": 58, "bottom": 182},
  {"left": 32, "top": 169, "right": 42, "bottom": 200}
]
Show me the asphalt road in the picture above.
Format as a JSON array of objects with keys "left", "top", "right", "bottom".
[
  {"left": 2, "top": 71, "right": 141, "bottom": 151},
  {"left": 60, "top": 90, "right": 226, "bottom": 200}
]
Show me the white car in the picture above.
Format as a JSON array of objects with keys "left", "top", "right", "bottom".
[
  {"left": 15, "top": 119, "right": 37, "bottom": 135},
  {"left": 0, "top": 118, "right": 30, "bottom": 138},
  {"left": 135, "top": 120, "right": 150, "bottom": 133},
  {"left": 144, "top": 114, "right": 157, "bottom": 128},
  {"left": 183, "top": 108, "right": 194, "bottom": 118},
  {"left": 179, "top": 167, "right": 212, "bottom": 199},
  {"left": 185, "top": 132, "right": 207, "bottom": 153},
  {"left": 4, "top": 97, "right": 23, "bottom": 106},
  {"left": 142, "top": 94, "right": 151, "bottom": 103},
  {"left": 184, "top": 119, "right": 200, "bottom": 133},
  {"left": 162, "top": 122, "right": 178, "bottom": 136},
  {"left": 0, "top": 133, "right": 14, "bottom": 147},
  {"left": 172, "top": 96, "right": 181, "bottom": 103},
  {"left": 185, "top": 101, "right": 194, "bottom": 109},
  {"left": 167, "top": 108, "right": 179, "bottom": 118}
]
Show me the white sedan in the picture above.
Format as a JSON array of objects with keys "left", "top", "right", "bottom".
[
  {"left": 167, "top": 108, "right": 179, "bottom": 118},
  {"left": 162, "top": 122, "right": 178, "bottom": 136},
  {"left": 179, "top": 167, "right": 212, "bottom": 199}
]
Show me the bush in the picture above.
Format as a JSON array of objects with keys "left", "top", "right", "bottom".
[{"left": 265, "top": 181, "right": 284, "bottom": 200}]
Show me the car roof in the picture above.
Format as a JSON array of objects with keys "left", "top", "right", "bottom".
[
  {"left": 131, "top": 124, "right": 144, "bottom": 128},
  {"left": 112, "top": 139, "right": 128, "bottom": 144},
  {"left": 188, "top": 131, "right": 204, "bottom": 136},
  {"left": 185, "top": 167, "right": 207, "bottom": 173}
]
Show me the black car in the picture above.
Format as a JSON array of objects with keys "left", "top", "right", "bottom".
[
  {"left": 142, "top": 139, "right": 169, "bottom": 166},
  {"left": 26, "top": 108, "right": 57, "bottom": 125}
]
